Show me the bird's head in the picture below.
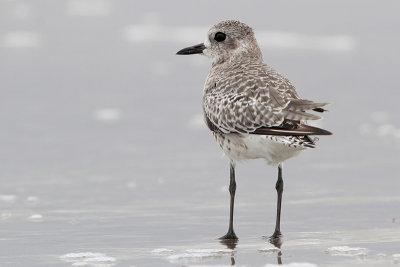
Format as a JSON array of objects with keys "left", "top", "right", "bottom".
[{"left": 177, "top": 20, "right": 263, "bottom": 65}]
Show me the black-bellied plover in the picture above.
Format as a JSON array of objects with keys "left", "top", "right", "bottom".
[{"left": 177, "top": 20, "right": 332, "bottom": 240}]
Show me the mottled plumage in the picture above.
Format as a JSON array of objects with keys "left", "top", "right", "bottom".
[
  {"left": 198, "top": 20, "right": 330, "bottom": 164},
  {"left": 177, "top": 20, "right": 332, "bottom": 240}
]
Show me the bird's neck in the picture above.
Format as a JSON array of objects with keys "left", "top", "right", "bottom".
[
  {"left": 212, "top": 53, "right": 263, "bottom": 68},
  {"left": 212, "top": 47, "right": 263, "bottom": 67}
]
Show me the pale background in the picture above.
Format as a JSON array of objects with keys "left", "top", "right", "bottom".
[{"left": 1, "top": 0, "right": 399, "bottom": 266}]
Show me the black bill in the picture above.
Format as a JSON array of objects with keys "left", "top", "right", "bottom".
[{"left": 176, "top": 43, "right": 206, "bottom": 55}]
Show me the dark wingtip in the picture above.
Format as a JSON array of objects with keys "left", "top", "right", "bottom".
[
  {"left": 317, "top": 128, "right": 333, "bottom": 135},
  {"left": 303, "top": 125, "right": 332, "bottom": 135},
  {"left": 251, "top": 122, "right": 333, "bottom": 136},
  {"left": 313, "top": 108, "right": 329, "bottom": 113}
]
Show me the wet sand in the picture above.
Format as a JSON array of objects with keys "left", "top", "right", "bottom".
[{"left": 1, "top": 1, "right": 400, "bottom": 266}]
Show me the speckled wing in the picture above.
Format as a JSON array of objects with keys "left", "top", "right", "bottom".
[{"left": 203, "top": 63, "right": 329, "bottom": 135}]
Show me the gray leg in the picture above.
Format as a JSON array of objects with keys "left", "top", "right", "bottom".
[
  {"left": 219, "top": 161, "right": 238, "bottom": 240},
  {"left": 272, "top": 163, "right": 283, "bottom": 238}
]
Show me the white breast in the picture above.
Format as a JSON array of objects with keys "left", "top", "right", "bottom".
[{"left": 213, "top": 133, "right": 313, "bottom": 165}]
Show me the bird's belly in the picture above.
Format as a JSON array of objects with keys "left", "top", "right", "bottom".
[{"left": 213, "top": 133, "right": 306, "bottom": 165}]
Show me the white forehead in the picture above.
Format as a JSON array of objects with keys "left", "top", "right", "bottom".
[
  {"left": 203, "top": 26, "right": 219, "bottom": 48},
  {"left": 204, "top": 34, "right": 211, "bottom": 48}
]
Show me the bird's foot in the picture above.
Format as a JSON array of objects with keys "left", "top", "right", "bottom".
[
  {"left": 219, "top": 230, "right": 238, "bottom": 240},
  {"left": 267, "top": 230, "right": 283, "bottom": 248},
  {"left": 271, "top": 230, "right": 282, "bottom": 239}
]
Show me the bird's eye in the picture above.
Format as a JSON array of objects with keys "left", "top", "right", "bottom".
[{"left": 214, "top": 32, "right": 226, "bottom": 42}]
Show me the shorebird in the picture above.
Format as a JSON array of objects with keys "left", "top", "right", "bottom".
[{"left": 177, "top": 20, "right": 331, "bottom": 240}]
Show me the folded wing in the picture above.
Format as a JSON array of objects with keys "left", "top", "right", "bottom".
[{"left": 203, "top": 62, "right": 332, "bottom": 136}]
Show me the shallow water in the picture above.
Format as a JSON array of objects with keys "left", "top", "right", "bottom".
[{"left": 1, "top": 1, "right": 400, "bottom": 266}]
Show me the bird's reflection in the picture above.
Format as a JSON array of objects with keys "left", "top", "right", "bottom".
[
  {"left": 219, "top": 235, "right": 283, "bottom": 266},
  {"left": 268, "top": 235, "right": 282, "bottom": 249},
  {"left": 268, "top": 235, "right": 283, "bottom": 265},
  {"left": 219, "top": 239, "right": 237, "bottom": 265}
]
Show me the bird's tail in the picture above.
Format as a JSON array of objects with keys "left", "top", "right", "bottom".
[{"left": 282, "top": 99, "right": 330, "bottom": 121}]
